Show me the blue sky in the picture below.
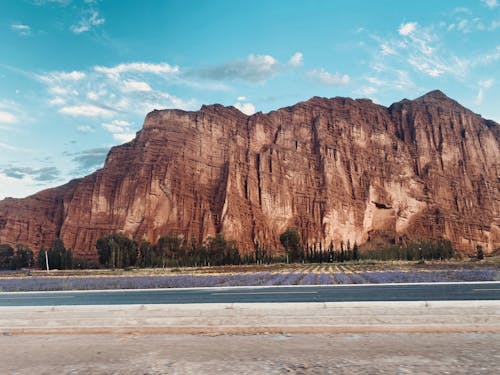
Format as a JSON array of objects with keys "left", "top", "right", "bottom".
[{"left": 0, "top": 0, "right": 499, "bottom": 199}]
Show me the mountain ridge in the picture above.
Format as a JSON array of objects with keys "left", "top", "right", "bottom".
[{"left": 1, "top": 91, "right": 499, "bottom": 257}]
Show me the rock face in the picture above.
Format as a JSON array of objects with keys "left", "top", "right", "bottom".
[{"left": 0, "top": 91, "right": 499, "bottom": 256}]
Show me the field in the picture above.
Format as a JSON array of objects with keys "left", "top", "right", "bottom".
[{"left": 0, "top": 259, "right": 498, "bottom": 292}]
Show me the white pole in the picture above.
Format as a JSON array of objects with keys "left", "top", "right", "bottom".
[{"left": 45, "top": 250, "right": 50, "bottom": 273}]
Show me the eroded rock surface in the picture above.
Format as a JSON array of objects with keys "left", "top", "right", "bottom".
[{"left": 0, "top": 91, "right": 498, "bottom": 257}]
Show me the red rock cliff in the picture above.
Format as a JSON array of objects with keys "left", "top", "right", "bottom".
[{"left": 0, "top": 91, "right": 499, "bottom": 256}]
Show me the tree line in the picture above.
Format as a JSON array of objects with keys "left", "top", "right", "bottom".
[
  {"left": 0, "top": 227, "right": 458, "bottom": 270},
  {"left": 96, "top": 233, "right": 241, "bottom": 269},
  {"left": 96, "top": 228, "right": 456, "bottom": 269},
  {"left": 0, "top": 244, "right": 34, "bottom": 270}
]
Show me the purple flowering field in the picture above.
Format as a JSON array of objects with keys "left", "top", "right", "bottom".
[{"left": 0, "top": 268, "right": 497, "bottom": 291}]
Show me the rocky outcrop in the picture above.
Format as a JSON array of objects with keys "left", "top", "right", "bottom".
[{"left": 0, "top": 91, "right": 499, "bottom": 256}]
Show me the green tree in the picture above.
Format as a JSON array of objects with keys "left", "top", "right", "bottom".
[
  {"left": 352, "top": 242, "right": 360, "bottom": 261},
  {"left": 476, "top": 245, "right": 484, "bottom": 260},
  {"left": 96, "top": 233, "right": 137, "bottom": 269},
  {"left": 0, "top": 244, "right": 15, "bottom": 270},
  {"left": 138, "top": 239, "right": 153, "bottom": 267},
  {"left": 37, "top": 238, "right": 73, "bottom": 270},
  {"left": 157, "top": 234, "right": 183, "bottom": 267},
  {"left": 206, "top": 233, "right": 227, "bottom": 266},
  {"left": 279, "top": 228, "right": 303, "bottom": 263},
  {"left": 12, "top": 244, "right": 33, "bottom": 269}
]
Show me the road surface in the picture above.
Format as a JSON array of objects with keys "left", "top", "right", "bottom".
[{"left": 0, "top": 282, "right": 498, "bottom": 306}]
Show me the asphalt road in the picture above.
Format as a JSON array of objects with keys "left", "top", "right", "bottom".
[{"left": 0, "top": 282, "right": 499, "bottom": 306}]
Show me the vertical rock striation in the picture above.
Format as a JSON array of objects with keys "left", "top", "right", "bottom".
[{"left": 0, "top": 91, "right": 499, "bottom": 256}]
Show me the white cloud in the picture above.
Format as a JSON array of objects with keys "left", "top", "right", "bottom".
[
  {"left": 234, "top": 102, "right": 256, "bottom": 115},
  {"left": 380, "top": 43, "right": 396, "bottom": 55},
  {"left": 288, "top": 52, "right": 303, "bottom": 67},
  {"left": 11, "top": 24, "right": 31, "bottom": 36},
  {"left": 59, "top": 105, "right": 114, "bottom": 117},
  {"left": 358, "top": 86, "right": 377, "bottom": 96},
  {"left": 49, "top": 97, "right": 66, "bottom": 106},
  {"left": 407, "top": 56, "right": 444, "bottom": 77},
  {"left": 195, "top": 54, "right": 280, "bottom": 82},
  {"left": 0, "top": 174, "right": 41, "bottom": 200},
  {"left": 366, "top": 76, "right": 384, "bottom": 86},
  {"left": 489, "top": 20, "right": 500, "bottom": 30},
  {"left": 71, "top": 10, "right": 105, "bottom": 34},
  {"left": 121, "top": 80, "right": 152, "bottom": 92},
  {"left": 94, "top": 62, "right": 179, "bottom": 78},
  {"left": 371, "top": 22, "right": 469, "bottom": 80},
  {"left": 102, "top": 119, "right": 133, "bottom": 133},
  {"left": 481, "top": 0, "right": 498, "bottom": 9},
  {"left": 32, "top": 0, "right": 71, "bottom": 5},
  {"left": 112, "top": 120, "right": 132, "bottom": 126},
  {"left": 237, "top": 96, "right": 246, "bottom": 101},
  {"left": 59, "top": 71, "right": 86, "bottom": 80},
  {"left": 40, "top": 70, "right": 86, "bottom": 86},
  {"left": 364, "top": 67, "right": 417, "bottom": 93},
  {"left": 38, "top": 61, "right": 196, "bottom": 138},
  {"left": 0, "top": 142, "right": 20, "bottom": 151},
  {"left": 399, "top": 22, "right": 417, "bottom": 36},
  {"left": 76, "top": 125, "right": 95, "bottom": 133},
  {"left": 307, "top": 68, "right": 350, "bottom": 86},
  {"left": 86, "top": 89, "right": 107, "bottom": 101},
  {"left": 113, "top": 133, "right": 136, "bottom": 143},
  {"left": 479, "top": 78, "right": 494, "bottom": 89},
  {"left": 0, "top": 111, "right": 19, "bottom": 124},
  {"left": 475, "top": 88, "right": 485, "bottom": 105},
  {"left": 48, "top": 86, "right": 68, "bottom": 96},
  {"left": 472, "top": 45, "right": 500, "bottom": 67},
  {"left": 475, "top": 79, "right": 495, "bottom": 105},
  {"left": 87, "top": 91, "right": 98, "bottom": 100},
  {"left": 102, "top": 124, "right": 125, "bottom": 133}
]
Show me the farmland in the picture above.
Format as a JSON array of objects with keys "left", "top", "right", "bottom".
[{"left": 0, "top": 260, "right": 498, "bottom": 292}]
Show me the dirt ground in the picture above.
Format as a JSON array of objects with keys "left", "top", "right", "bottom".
[{"left": 1, "top": 332, "right": 498, "bottom": 374}]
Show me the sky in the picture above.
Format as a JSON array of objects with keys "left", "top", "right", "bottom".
[{"left": 0, "top": 0, "right": 499, "bottom": 200}]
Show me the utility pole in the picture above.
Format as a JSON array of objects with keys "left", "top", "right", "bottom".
[{"left": 45, "top": 250, "right": 50, "bottom": 273}]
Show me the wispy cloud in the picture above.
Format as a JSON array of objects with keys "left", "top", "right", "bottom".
[
  {"left": 380, "top": 43, "right": 396, "bottom": 56},
  {"left": 94, "top": 62, "right": 179, "bottom": 78},
  {"left": 481, "top": 0, "right": 498, "bottom": 9},
  {"left": 367, "top": 22, "right": 468, "bottom": 82},
  {"left": 306, "top": 68, "right": 350, "bottom": 86},
  {"left": 11, "top": 24, "right": 31, "bottom": 36},
  {"left": 0, "top": 111, "right": 19, "bottom": 124},
  {"left": 32, "top": 0, "right": 71, "bottom": 5},
  {"left": 0, "top": 142, "right": 21, "bottom": 151},
  {"left": 0, "top": 166, "right": 60, "bottom": 182},
  {"left": 399, "top": 22, "right": 417, "bottom": 36},
  {"left": 40, "top": 70, "right": 86, "bottom": 82},
  {"left": 39, "top": 62, "right": 196, "bottom": 131},
  {"left": 356, "top": 86, "right": 377, "bottom": 97},
  {"left": 101, "top": 119, "right": 132, "bottom": 133},
  {"left": 59, "top": 105, "right": 115, "bottom": 117},
  {"left": 195, "top": 54, "right": 280, "bottom": 83},
  {"left": 121, "top": 80, "right": 152, "bottom": 92},
  {"left": 234, "top": 102, "right": 256, "bottom": 115},
  {"left": 49, "top": 97, "right": 66, "bottom": 106},
  {"left": 71, "top": 9, "right": 105, "bottom": 34},
  {"left": 100, "top": 119, "right": 136, "bottom": 143},
  {"left": 475, "top": 78, "right": 494, "bottom": 105},
  {"left": 0, "top": 100, "right": 30, "bottom": 130},
  {"left": 66, "top": 147, "right": 109, "bottom": 173},
  {"left": 288, "top": 52, "right": 303, "bottom": 67},
  {"left": 76, "top": 125, "right": 95, "bottom": 133},
  {"left": 112, "top": 133, "right": 136, "bottom": 143}
]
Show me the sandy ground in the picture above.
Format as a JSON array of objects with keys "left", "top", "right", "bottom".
[{"left": 1, "top": 332, "right": 499, "bottom": 374}]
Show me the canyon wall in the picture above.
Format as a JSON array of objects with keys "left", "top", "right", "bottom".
[{"left": 0, "top": 90, "right": 499, "bottom": 256}]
